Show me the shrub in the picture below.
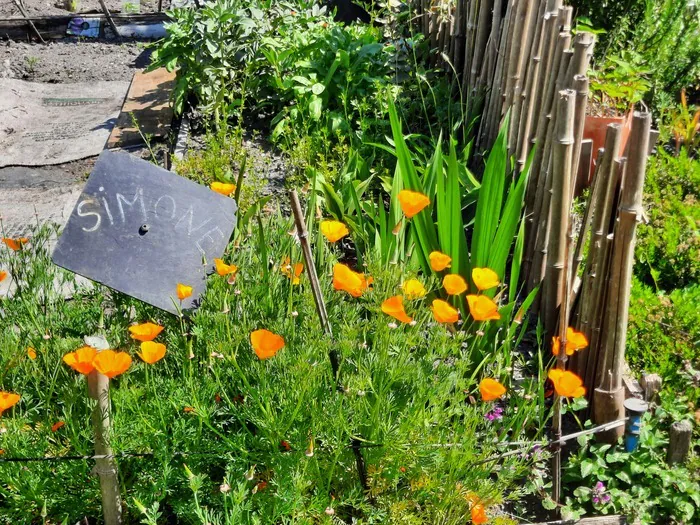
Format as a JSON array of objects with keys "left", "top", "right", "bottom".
[
  {"left": 635, "top": 148, "right": 700, "bottom": 290},
  {"left": 626, "top": 277, "right": 700, "bottom": 404}
]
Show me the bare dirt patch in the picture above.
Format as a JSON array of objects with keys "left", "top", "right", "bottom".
[
  {"left": 0, "top": 0, "right": 172, "bottom": 19},
  {"left": 1, "top": 38, "right": 149, "bottom": 83}
]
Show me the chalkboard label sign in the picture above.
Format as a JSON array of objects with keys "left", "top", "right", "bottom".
[{"left": 52, "top": 150, "right": 237, "bottom": 314}]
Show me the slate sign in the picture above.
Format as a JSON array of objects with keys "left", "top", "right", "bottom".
[{"left": 52, "top": 150, "right": 237, "bottom": 314}]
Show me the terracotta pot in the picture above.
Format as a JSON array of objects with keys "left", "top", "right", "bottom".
[{"left": 582, "top": 111, "right": 633, "bottom": 182}]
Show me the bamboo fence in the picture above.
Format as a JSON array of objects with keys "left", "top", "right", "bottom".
[{"left": 411, "top": 0, "right": 655, "bottom": 431}]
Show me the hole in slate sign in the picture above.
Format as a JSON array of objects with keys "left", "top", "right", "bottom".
[{"left": 139, "top": 224, "right": 150, "bottom": 235}]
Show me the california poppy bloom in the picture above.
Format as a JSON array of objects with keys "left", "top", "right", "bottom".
[
  {"left": 472, "top": 267, "right": 500, "bottom": 291},
  {"left": 250, "top": 329, "right": 285, "bottom": 360},
  {"left": 467, "top": 295, "right": 501, "bottom": 321},
  {"left": 27, "top": 347, "right": 37, "bottom": 360},
  {"left": 333, "top": 263, "right": 372, "bottom": 298},
  {"left": 51, "top": 421, "right": 65, "bottom": 432},
  {"left": 429, "top": 251, "right": 451, "bottom": 271},
  {"left": 183, "top": 406, "right": 194, "bottom": 413},
  {"left": 281, "top": 257, "right": 304, "bottom": 285},
  {"left": 443, "top": 274, "right": 467, "bottom": 295},
  {"left": 63, "top": 346, "right": 97, "bottom": 375},
  {"left": 320, "top": 220, "right": 349, "bottom": 243},
  {"left": 0, "top": 392, "right": 20, "bottom": 416},
  {"left": 176, "top": 283, "right": 193, "bottom": 301},
  {"left": 381, "top": 295, "right": 413, "bottom": 324},
  {"left": 479, "top": 378, "right": 506, "bottom": 401},
  {"left": 398, "top": 190, "right": 430, "bottom": 218},
  {"left": 552, "top": 327, "right": 589, "bottom": 356},
  {"left": 93, "top": 350, "right": 132, "bottom": 379},
  {"left": 471, "top": 503, "right": 488, "bottom": 524},
  {"left": 128, "top": 322, "right": 164, "bottom": 342},
  {"left": 431, "top": 299, "right": 459, "bottom": 323},
  {"left": 2, "top": 237, "right": 28, "bottom": 251},
  {"left": 138, "top": 341, "right": 166, "bottom": 364},
  {"left": 548, "top": 369, "right": 586, "bottom": 398},
  {"left": 0, "top": 271, "right": 7, "bottom": 282},
  {"left": 401, "top": 278, "right": 427, "bottom": 299},
  {"left": 214, "top": 258, "right": 238, "bottom": 277},
  {"left": 280, "top": 440, "right": 292, "bottom": 452},
  {"left": 210, "top": 182, "right": 236, "bottom": 196}
]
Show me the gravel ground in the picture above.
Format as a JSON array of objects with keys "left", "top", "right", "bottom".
[
  {"left": 0, "top": 0, "right": 171, "bottom": 18},
  {"left": 0, "top": 38, "right": 148, "bottom": 83}
]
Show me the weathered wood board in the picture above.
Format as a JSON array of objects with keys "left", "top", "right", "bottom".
[{"left": 52, "top": 150, "right": 237, "bottom": 314}]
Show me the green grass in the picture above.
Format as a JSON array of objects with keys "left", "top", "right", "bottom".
[{"left": 0, "top": 214, "right": 550, "bottom": 524}]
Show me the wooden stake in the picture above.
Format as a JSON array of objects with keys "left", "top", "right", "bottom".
[
  {"left": 667, "top": 421, "right": 693, "bottom": 465},
  {"left": 88, "top": 370, "right": 122, "bottom": 525},
  {"left": 570, "top": 74, "right": 589, "bottom": 196},
  {"left": 12, "top": 0, "right": 45, "bottom": 43},
  {"left": 98, "top": 0, "right": 121, "bottom": 39}
]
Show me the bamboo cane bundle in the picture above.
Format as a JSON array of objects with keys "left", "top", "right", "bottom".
[
  {"left": 576, "top": 126, "right": 622, "bottom": 335},
  {"left": 452, "top": 0, "right": 466, "bottom": 76},
  {"left": 595, "top": 112, "right": 651, "bottom": 393},
  {"left": 526, "top": 43, "right": 572, "bottom": 293},
  {"left": 478, "top": 0, "right": 503, "bottom": 95},
  {"left": 542, "top": 89, "right": 575, "bottom": 338},
  {"left": 481, "top": 7, "right": 511, "bottom": 149},
  {"left": 463, "top": 0, "right": 478, "bottom": 79}
]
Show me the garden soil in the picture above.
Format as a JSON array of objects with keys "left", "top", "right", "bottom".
[{"left": 0, "top": 0, "right": 171, "bottom": 18}]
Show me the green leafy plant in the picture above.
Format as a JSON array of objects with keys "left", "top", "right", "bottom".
[
  {"left": 561, "top": 392, "right": 700, "bottom": 523},
  {"left": 635, "top": 148, "right": 700, "bottom": 290},
  {"left": 589, "top": 52, "right": 652, "bottom": 115}
]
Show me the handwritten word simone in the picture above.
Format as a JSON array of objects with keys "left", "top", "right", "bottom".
[{"left": 75, "top": 186, "right": 224, "bottom": 257}]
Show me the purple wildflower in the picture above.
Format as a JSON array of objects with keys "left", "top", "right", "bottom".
[
  {"left": 484, "top": 405, "right": 504, "bottom": 422},
  {"left": 592, "top": 481, "right": 611, "bottom": 505}
]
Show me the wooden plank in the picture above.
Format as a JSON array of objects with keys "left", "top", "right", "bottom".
[
  {"left": 106, "top": 68, "right": 176, "bottom": 149},
  {"left": 523, "top": 515, "right": 631, "bottom": 524}
]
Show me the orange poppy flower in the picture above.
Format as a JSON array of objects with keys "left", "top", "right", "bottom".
[
  {"left": 251, "top": 329, "right": 285, "bottom": 360},
  {"left": 0, "top": 271, "right": 7, "bottom": 282},
  {"left": 63, "top": 346, "right": 97, "bottom": 375},
  {"left": 431, "top": 299, "right": 459, "bottom": 323},
  {"left": 333, "top": 263, "right": 372, "bottom": 298},
  {"left": 183, "top": 406, "right": 194, "bottom": 413},
  {"left": 93, "top": 350, "right": 132, "bottom": 379},
  {"left": 467, "top": 295, "right": 501, "bottom": 321},
  {"left": 548, "top": 369, "right": 586, "bottom": 398},
  {"left": 479, "top": 378, "right": 506, "bottom": 401},
  {"left": 0, "top": 392, "right": 20, "bottom": 417},
  {"left": 472, "top": 267, "right": 500, "bottom": 291},
  {"left": 398, "top": 190, "right": 430, "bottom": 218},
  {"left": 51, "top": 421, "right": 65, "bottom": 432},
  {"left": 210, "top": 182, "right": 236, "bottom": 196},
  {"left": 128, "top": 322, "right": 164, "bottom": 342},
  {"left": 2, "top": 237, "right": 28, "bottom": 251},
  {"left": 177, "top": 283, "right": 193, "bottom": 301},
  {"left": 401, "top": 278, "right": 427, "bottom": 299},
  {"left": 471, "top": 503, "right": 488, "bottom": 524},
  {"left": 281, "top": 257, "right": 304, "bottom": 285},
  {"left": 27, "top": 347, "right": 37, "bottom": 360},
  {"left": 443, "top": 274, "right": 467, "bottom": 295},
  {"left": 320, "top": 220, "right": 350, "bottom": 243},
  {"left": 381, "top": 295, "right": 413, "bottom": 324},
  {"left": 214, "top": 258, "right": 238, "bottom": 277},
  {"left": 429, "top": 251, "right": 452, "bottom": 271},
  {"left": 552, "top": 327, "right": 589, "bottom": 356},
  {"left": 138, "top": 341, "right": 166, "bottom": 364}
]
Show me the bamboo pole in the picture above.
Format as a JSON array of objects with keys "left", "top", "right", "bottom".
[
  {"left": 543, "top": 89, "right": 575, "bottom": 338},
  {"left": 479, "top": 0, "right": 502, "bottom": 94},
  {"left": 88, "top": 369, "right": 122, "bottom": 525},
  {"left": 469, "top": 0, "right": 493, "bottom": 95},
  {"left": 480, "top": 13, "right": 509, "bottom": 151},
  {"left": 453, "top": 0, "right": 466, "bottom": 79},
  {"left": 593, "top": 112, "right": 651, "bottom": 439},
  {"left": 463, "top": 0, "right": 478, "bottom": 80},
  {"left": 507, "top": 0, "right": 539, "bottom": 155},
  {"left": 515, "top": 0, "right": 548, "bottom": 170},
  {"left": 570, "top": 74, "right": 590, "bottom": 197}
]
